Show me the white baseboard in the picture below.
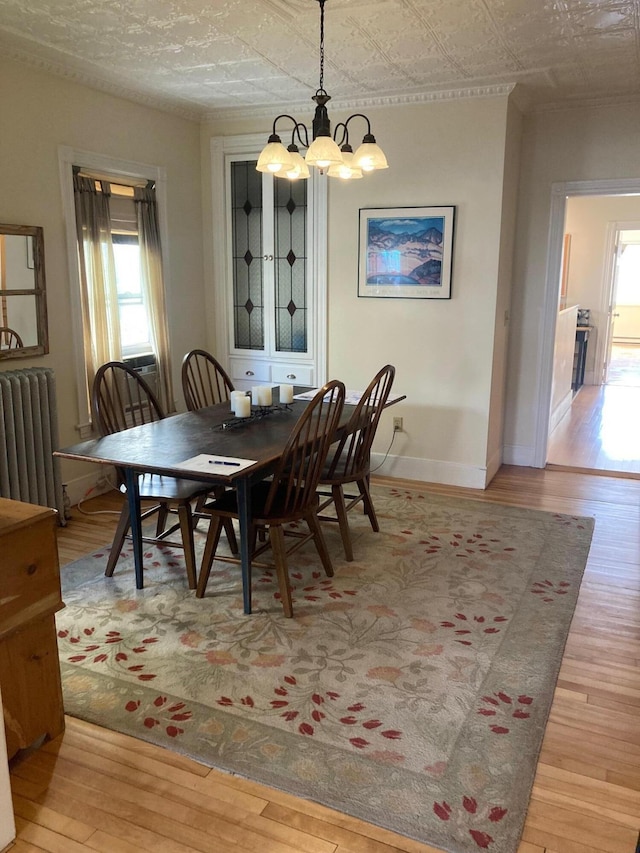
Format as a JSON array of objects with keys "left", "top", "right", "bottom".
[
  {"left": 371, "top": 452, "right": 489, "bottom": 490},
  {"left": 63, "top": 468, "right": 116, "bottom": 507}
]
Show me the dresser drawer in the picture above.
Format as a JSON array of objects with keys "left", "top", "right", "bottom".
[
  {"left": 0, "top": 514, "right": 62, "bottom": 639},
  {"left": 271, "top": 364, "right": 314, "bottom": 386},
  {"left": 228, "top": 357, "right": 270, "bottom": 384}
]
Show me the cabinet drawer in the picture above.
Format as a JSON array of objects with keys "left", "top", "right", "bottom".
[
  {"left": 0, "top": 515, "right": 62, "bottom": 639},
  {"left": 271, "top": 364, "right": 314, "bottom": 386},
  {"left": 229, "top": 358, "right": 270, "bottom": 383}
]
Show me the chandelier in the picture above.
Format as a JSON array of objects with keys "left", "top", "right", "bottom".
[{"left": 256, "top": 0, "right": 388, "bottom": 181}]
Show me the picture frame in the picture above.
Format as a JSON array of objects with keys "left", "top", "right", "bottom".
[{"left": 358, "top": 206, "right": 455, "bottom": 299}]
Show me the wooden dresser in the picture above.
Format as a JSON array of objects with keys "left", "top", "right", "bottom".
[{"left": 0, "top": 498, "right": 65, "bottom": 759}]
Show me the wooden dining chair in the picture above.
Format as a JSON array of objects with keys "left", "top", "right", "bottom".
[
  {"left": 0, "top": 327, "right": 23, "bottom": 350},
  {"left": 92, "top": 361, "right": 215, "bottom": 589},
  {"left": 316, "top": 364, "right": 396, "bottom": 561},
  {"left": 196, "top": 379, "right": 346, "bottom": 617},
  {"left": 180, "top": 348, "right": 239, "bottom": 548},
  {"left": 182, "top": 349, "right": 235, "bottom": 410}
]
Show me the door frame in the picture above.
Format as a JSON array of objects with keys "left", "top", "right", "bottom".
[{"left": 535, "top": 178, "right": 640, "bottom": 467}]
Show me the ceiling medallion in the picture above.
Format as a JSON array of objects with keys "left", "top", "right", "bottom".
[{"left": 256, "top": 0, "right": 389, "bottom": 181}]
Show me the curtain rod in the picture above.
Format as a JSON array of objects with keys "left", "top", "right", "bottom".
[{"left": 73, "top": 165, "right": 152, "bottom": 189}]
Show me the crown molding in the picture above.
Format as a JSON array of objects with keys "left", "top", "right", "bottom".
[
  {"left": 7, "top": 28, "right": 639, "bottom": 125},
  {"left": 201, "top": 83, "right": 518, "bottom": 123}
]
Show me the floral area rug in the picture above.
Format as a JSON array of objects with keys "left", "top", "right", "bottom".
[{"left": 57, "top": 485, "right": 594, "bottom": 853}]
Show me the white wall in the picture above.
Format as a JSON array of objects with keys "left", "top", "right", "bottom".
[
  {"left": 503, "top": 101, "right": 640, "bottom": 466},
  {"left": 0, "top": 57, "right": 205, "bottom": 496},
  {"left": 204, "top": 94, "right": 518, "bottom": 488}
]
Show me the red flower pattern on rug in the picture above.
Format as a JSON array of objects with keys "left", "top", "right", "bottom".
[
  {"left": 434, "top": 797, "right": 508, "bottom": 849},
  {"left": 57, "top": 626, "right": 158, "bottom": 681},
  {"left": 217, "top": 674, "right": 404, "bottom": 755},
  {"left": 477, "top": 692, "right": 534, "bottom": 734},
  {"left": 125, "top": 694, "right": 193, "bottom": 737}
]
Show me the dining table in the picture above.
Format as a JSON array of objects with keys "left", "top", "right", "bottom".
[{"left": 55, "top": 386, "right": 405, "bottom": 614}]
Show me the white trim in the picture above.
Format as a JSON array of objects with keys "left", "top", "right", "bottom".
[
  {"left": 535, "top": 178, "right": 640, "bottom": 467},
  {"left": 58, "top": 145, "right": 169, "bottom": 432},
  {"left": 372, "top": 451, "right": 489, "bottom": 490}
]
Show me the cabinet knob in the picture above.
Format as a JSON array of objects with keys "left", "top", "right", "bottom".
[
  {"left": 27, "top": 563, "right": 37, "bottom": 575},
  {"left": 287, "top": 373, "right": 296, "bottom": 379},
  {"left": 263, "top": 254, "right": 274, "bottom": 261},
  {"left": 245, "top": 370, "right": 254, "bottom": 376}
]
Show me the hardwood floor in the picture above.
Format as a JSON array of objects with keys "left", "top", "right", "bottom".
[
  {"left": 8, "top": 467, "right": 640, "bottom": 853},
  {"left": 547, "top": 342, "right": 640, "bottom": 477},
  {"left": 546, "top": 384, "right": 640, "bottom": 477}
]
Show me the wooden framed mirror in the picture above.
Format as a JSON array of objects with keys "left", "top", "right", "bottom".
[{"left": 0, "top": 223, "right": 49, "bottom": 359}]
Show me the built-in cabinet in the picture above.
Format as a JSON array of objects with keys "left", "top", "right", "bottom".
[{"left": 211, "top": 135, "right": 327, "bottom": 391}]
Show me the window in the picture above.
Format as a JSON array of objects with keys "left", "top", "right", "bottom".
[
  {"left": 112, "top": 234, "right": 152, "bottom": 356},
  {"left": 59, "top": 145, "right": 173, "bottom": 433}
]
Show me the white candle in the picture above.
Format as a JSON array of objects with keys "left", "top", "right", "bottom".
[
  {"left": 230, "top": 391, "right": 245, "bottom": 414},
  {"left": 280, "top": 383, "right": 294, "bottom": 404},
  {"left": 251, "top": 386, "right": 261, "bottom": 405},
  {"left": 257, "top": 386, "right": 272, "bottom": 407},
  {"left": 235, "top": 395, "right": 251, "bottom": 418}
]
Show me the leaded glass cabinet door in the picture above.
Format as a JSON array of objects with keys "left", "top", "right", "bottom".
[
  {"left": 230, "top": 160, "right": 264, "bottom": 352},
  {"left": 274, "top": 177, "right": 307, "bottom": 354},
  {"left": 230, "top": 160, "right": 309, "bottom": 358},
  {"left": 212, "top": 134, "right": 326, "bottom": 392}
]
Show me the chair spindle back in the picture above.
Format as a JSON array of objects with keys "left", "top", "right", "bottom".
[
  {"left": 263, "top": 380, "right": 345, "bottom": 519},
  {"left": 92, "top": 361, "right": 164, "bottom": 437},
  {"left": 182, "top": 349, "right": 235, "bottom": 411},
  {"left": 325, "top": 365, "right": 395, "bottom": 480}
]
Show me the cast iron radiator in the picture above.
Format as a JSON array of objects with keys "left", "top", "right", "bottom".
[{"left": 0, "top": 367, "right": 66, "bottom": 523}]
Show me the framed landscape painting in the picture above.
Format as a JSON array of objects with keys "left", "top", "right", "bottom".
[{"left": 358, "top": 206, "right": 455, "bottom": 299}]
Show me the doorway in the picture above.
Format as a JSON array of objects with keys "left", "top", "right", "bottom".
[
  {"left": 605, "top": 228, "right": 640, "bottom": 387},
  {"left": 545, "top": 198, "right": 640, "bottom": 476}
]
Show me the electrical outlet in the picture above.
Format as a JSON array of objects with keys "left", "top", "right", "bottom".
[{"left": 393, "top": 417, "right": 403, "bottom": 432}]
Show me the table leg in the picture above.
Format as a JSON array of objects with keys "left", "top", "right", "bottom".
[
  {"left": 236, "top": 478, "right": 252, "bottom": 614},
  {"left": 124, "top": 469, "right": 144, "bottom": 590}
]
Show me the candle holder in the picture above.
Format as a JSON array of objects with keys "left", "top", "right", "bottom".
[{"left": 217, "top": 403, "right": 294, "bottom": 430}]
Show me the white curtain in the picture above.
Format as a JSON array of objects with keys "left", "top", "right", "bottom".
[
  {"left": 73, "top": 175, "right": 122, "bottom": 406},
  {"left": 134, "top": 185, "right": 174, "bottom": 412}
]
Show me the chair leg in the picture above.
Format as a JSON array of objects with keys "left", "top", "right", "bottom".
[
  {"left": 155, "top": 502, "right": 170, "bottom": 536},
  {"left": 106, "top": 504, "right": 131, "bottom": 577},
  {"left": 223, "top": 519, "right": 239, "bottom": 554},
  {"left": 359, "top": 477, "right": 379, "bottom": 532},
  {"left": 331, "top": 484, "right": 354, "bottom": 562},
  {"left": 193, "top": 494, "right": 207, "bottom": 530},
  {"left": 196, "top": 516, "right": 225, "bottom": 598},
  {"left": 307, "top": 510, "right": 335, "bottom": 577},
  {"left": 269, "top": 524, "right": 293, "bottom": 617},
  {"left": 177, "top": 504, "right": 197, "bottom": 590}
]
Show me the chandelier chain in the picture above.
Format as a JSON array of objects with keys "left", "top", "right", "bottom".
[
  {"left": 256, "top": 0, "right": 388, "bottom": 179},
  {"left": 318, "top": 0, "right": 325, "bottom": 92}
]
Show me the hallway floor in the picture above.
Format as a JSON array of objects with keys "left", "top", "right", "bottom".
[{"left": 547, "top": 343, "right": 640, "bottom": 476}]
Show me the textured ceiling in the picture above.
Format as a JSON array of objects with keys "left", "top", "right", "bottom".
[{"left": 2, "top": 0, "right": 640, "bottom": 121}]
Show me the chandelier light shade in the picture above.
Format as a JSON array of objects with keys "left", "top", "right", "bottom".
[{"left": 257, "top": 0, "right": 389, "bottom": 181}]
